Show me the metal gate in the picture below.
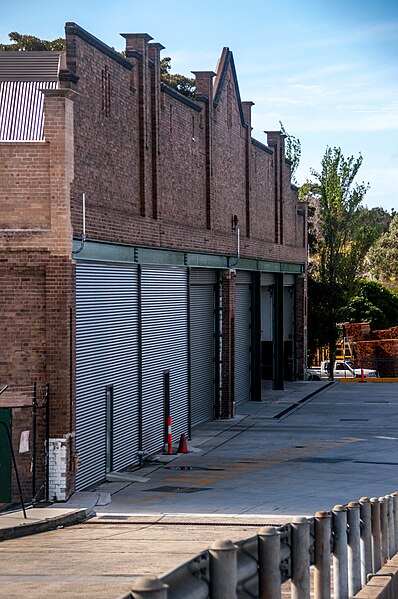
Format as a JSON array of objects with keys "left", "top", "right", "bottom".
[
  {"left": 141, "top": 266, "right": 189, "bottom": 456},
  {"left": 75, "top": 263, "right": 139, "bottom": 490},
  {"left": 235, "top": 271, "right": 252, "bottom": 405},
  {"left": 189, "top": 269, "right": 216, "bottom": 428}
]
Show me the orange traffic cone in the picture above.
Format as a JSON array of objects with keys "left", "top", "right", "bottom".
[{"left": 177, "top": 433, "right": 189, "bottom": 453}]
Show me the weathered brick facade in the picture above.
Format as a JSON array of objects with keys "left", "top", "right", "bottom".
[
  {"left": 0, "top": 23, "right": 307, "bottom": 501},
  {"left": 0, "top": 88, "right": 75, "bottom": 502}
]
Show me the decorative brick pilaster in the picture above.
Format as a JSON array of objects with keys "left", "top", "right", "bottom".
[
  {"left": 220, "top": 270, "right": 236, "bottom": 418},
  {"left": 242, "top": 101, "right": 254, "bottom": 239},
  {"left": 192, "top": 71, "right": 216, "bottom": 230},
  {"left": 122, "top": 33, "right": 154, "bottom": 218},
  {"left": 42, "top": 88, "right": 76, "bottom": 256},
  {"left": 148, "top": 42, "right": 164, "bottom": 221},
  {"left": 266, "top": 130, "right": 286, "bottom": 246}
]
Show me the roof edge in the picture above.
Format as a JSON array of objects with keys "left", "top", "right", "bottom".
[{"left": 65, "top": 22, "right": 133, "bottom": 70}]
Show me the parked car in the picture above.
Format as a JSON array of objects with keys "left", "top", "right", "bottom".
[{"left": 307, "top": 360, "right": 379, "bottom": 380}]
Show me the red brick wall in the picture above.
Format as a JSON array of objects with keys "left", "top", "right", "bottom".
[
  {"left": 0, "top": 143, "right": 51, "bottom": 230},
  {"left": 0, "top": 262, "right": 46, "bottom": 383},
  {"left": 212, "top": 67, "right": 247, "bottom": 234},
  {"left": 0, "top": 254, "right": 75, "bottom": 502},
  {"left": 63, "top": 27, "right": 307, "bottom": 268},
  {"left": 66, "top": 34, "right": 141, "bottom": 238},
  {"left": 0, "top": 87, "right": 75, "bottom": 501},
  {"left": 158, "top": 93, "right": 207, "bottom": 228}
]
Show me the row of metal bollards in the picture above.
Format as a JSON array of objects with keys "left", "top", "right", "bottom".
[{"left": 128, "top": 493, "right": 398, "bottom": 599}]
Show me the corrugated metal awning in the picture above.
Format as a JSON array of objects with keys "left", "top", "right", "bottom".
[{"left": 0, "top": 51, "right": 62, "bottom": 82}]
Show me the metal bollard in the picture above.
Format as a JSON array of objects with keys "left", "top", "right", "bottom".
[
  {"left": 332, "top": 505, "right": 348, "bottom": 599},
  {"left": 370, "top": 497, "right": 382, "bottom": 572},
  {"left": 291, "top": 517, "right": 310, "bottom": 599},
  {"left": 209, "top": 539, "right": 238, "bottom": 599},
  {"left": 130, "top": 576, "right": 168, "bottom": 599},
  {"left": 386, "top": 494, "right": 395, "bottom": 558},
  {"left": 379, "top": 496, "right": 389, "bottom": 564},
  {"left": 393, "top": 492, "right": 398, "bottom": 554},
  {"left": 359, "top": 497, "right": 372, "bottom": 586},
  {"left": 314, "top": 511, "right": 331, "bottom": 599},
  {"left": 347, "top": 502, "right": 361, "bottom": 597},
  {"left": 258, "top": 527, "right": 281, "bottom": 599}
]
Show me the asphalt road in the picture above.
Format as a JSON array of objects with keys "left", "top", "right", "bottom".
[{"left": 2, "top": 381, "right": 398, "bottom": 598}]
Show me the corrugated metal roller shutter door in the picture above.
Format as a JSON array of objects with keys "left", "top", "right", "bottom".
[
  {"left": 261, "top": 273, "right": 275, "bottom": 341},
  {"left": 141, "top": 266, "right": 188, "bottom": 456},
  {"left": 190, "top": 269, "right": 216, "bottom": 427},
  {"left": 261, "top": 273, "right": 275, "bottom": 286},
  {"left": 235, "top": 272, "right": 252, "bottom": 404},
  {"left": 76, "top": 263, "right": 139, "bottom": 491}
]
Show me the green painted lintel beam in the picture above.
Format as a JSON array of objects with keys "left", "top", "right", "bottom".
[{"left": 72, "top": 239, "right": 304, "bottom": 274}]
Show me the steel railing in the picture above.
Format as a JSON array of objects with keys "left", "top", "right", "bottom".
[{"left": 121, "top": 491, "right": 398, "bottom": 599}]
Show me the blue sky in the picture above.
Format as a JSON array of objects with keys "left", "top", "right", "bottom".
[{"left": 2, "top": 0, "right": 397, "bottom": 210}]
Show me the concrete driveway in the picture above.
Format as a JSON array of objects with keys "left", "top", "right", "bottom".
[
  {"left": 1, "top": 380, "right": 398, "bottom": 598},
  {"left": 97, "top": 381, "right": 398, "bottom": 518}
]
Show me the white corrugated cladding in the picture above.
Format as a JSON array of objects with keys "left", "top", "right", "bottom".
[
  {"left": 141, "top": 266, "right": 189, "bottom": 456},
  {"left": 75, "top": 263, "right": 139, "bottom": 490},
  {"left": 190, "top": 269, "right": 216, "bottom": 427},
  {"left": 235, "top": 271, "right": 252, "bottom": 404},
  {"left": 0, "top": 81, "right": 58, "bottom": 140},
  {"left": 0, "top": 52, "right": 61, "bottom": 141}
]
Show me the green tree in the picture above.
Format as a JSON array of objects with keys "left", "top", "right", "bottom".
[
  {"left": 367, "top": 214, "right": 398, "bottom": 283},
  {"left": 160, "top": 57, "right": 195, "bottom": 99},
  {"left": 304, "top": 147, "right": 371, "bottom": 376},
  {"left": 343, "top": 279, "right": 398, "bottom": 330},
  {"left": 357, "top": 206, "right": 394, "bottom": 237},
  {"left": 0, "top": 32, "right": 65, "bottom": 51},
  {"left": 280, "top": 121, "right": 301, "bottom": 184}
]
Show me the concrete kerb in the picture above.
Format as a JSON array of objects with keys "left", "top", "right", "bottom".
[
  {"left": 353, "top": 553, "right": 398, "bottom": 598},
  {"left": 0, "top": 507, "right": 93, "bottom": 542}
]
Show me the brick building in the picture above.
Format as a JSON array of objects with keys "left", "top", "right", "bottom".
[{"left": 0, "top": 23, "right": 307, "bottom": 502}]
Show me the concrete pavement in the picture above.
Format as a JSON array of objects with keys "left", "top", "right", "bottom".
[
  {"left": 2, "top": 380, "right": 398, "bottom": 598},
  {"left": 0, "top": 380, "right": 328, "bottom": 538},
  {"left": 93, "top": 380, "right": 398, "bottom": 518}
]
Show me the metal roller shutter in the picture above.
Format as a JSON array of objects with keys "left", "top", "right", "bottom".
[
  {"left": 261, "top": 275, "right": 275, "bottom": 381},
  {"left": 284, "top": 274, "right": 295, "bottom": 286},
  {"left": 235, "top": 273, "right": 252, "bottom": 405},
  {"left": 190, "top": 269, "right": 216, "bottom": 427},
  {"left": 284, "top": 286, "right": 295, "bottom": 340},
  {"left": 141, "top": 266, "right": 188, "bottom": 456},
  {"left": 76, "top": 263, "right": 139, "bottom": 491},
  {"left": 261, "top": 272, "right": 275, "bottom": 286},
  {"left": 283, "top": 278, "right": 296, "bottom": 380}
]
